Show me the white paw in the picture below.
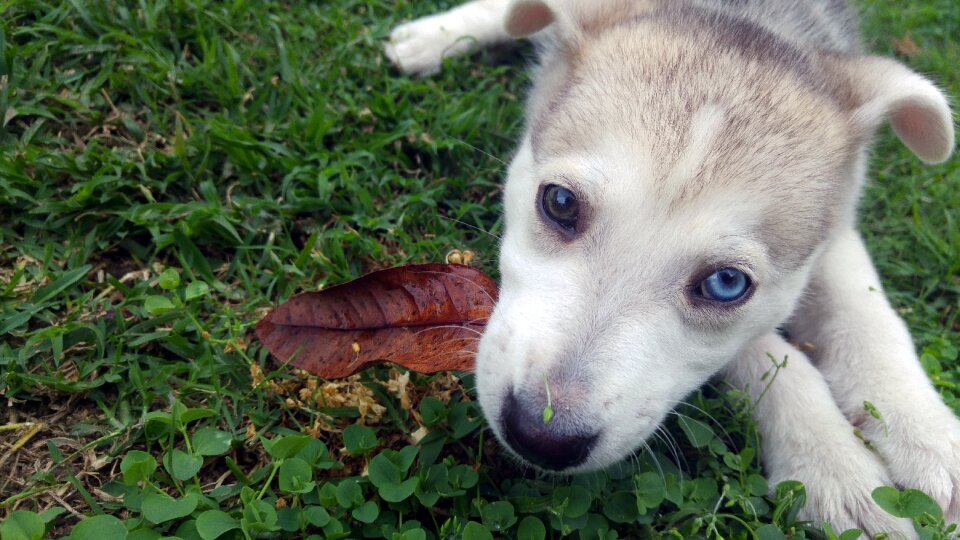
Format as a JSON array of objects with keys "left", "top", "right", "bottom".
[
  {"left": 384, "top": 14, "right": 475, "bottom": 76},
  {"left": 769, "top": 443, "right": 915, "bottom": 538},
  {"left": 870, "top": 409, "right": 960, "bottom": 524}
]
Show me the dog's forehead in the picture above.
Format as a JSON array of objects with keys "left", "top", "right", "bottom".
[
  {"left": 534, "top": 25, "right": 852, "bottom": 165},
  {"left": 527, "top": 23, "right": 858, "bottom": 268}
]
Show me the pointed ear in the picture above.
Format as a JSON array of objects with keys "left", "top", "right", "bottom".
[
  {"left": 845, "top": 56, "right": 954, "bottom": 163},
  {"left": 505, "top": 0, "right": 555, "bottom": 38}
]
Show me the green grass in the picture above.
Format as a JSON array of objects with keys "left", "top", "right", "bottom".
[{"left": 0, "top": 0, "right": 957, "bottom": 538}]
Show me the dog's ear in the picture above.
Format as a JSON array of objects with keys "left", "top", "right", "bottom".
[
  {"left": 505, "top": 0, "right": 555, "bottom": 38},
  {"left": 842, "top": 56, "right": 954, "bottom": 164},
  {"left": 505, "top": 0, "right": 642, "bottom": 40}
]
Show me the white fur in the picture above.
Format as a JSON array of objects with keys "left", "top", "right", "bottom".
[
  {"left": 385, "top": 0, "right": 959, "bottom": 534},
  {"left": 666, "top": 104, "right": 728, "bottom": 187},
  {"left": 723, "top": 334, "right": 916, "bottom": 537},
  {"left": 385, "top": 0, "right": 512, "bottom": 76},
  {"left": 789, "top": 227, "right": 960, "bottom": 521}
]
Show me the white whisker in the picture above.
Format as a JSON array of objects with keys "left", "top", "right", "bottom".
[
  {"left": 443, "top": 134, "right": 509, "bottom": 167},
  {"left": 413, "top": 269, "right": 500, "bottom": 306},
  {"left": 439, "top": 214, "right": 501, "bottom": 240}
]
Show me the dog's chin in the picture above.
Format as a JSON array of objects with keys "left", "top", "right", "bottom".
[
  {"left": 562, "top": 428, "right": 660, "bottom": 474},
  {"left": 498, "top": 433, "right": 658, "bottom": 475}
]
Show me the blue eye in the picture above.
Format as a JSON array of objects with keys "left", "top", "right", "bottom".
[{"left": 700, "top": 268, "right": 750, "bottom": 302}]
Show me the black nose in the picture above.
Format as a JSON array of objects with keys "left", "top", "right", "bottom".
[{"left": 501, "top": 392, "right": 598, "bottom": 471}]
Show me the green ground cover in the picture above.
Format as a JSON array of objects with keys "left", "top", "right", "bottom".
[{"left": 0, "top": 0, "right": 957, "bottom": 538}]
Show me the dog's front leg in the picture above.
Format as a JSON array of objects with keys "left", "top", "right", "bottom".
[
  {"left": 723, "top": 333, "right": 915, "bottom": 536},
  {"left": 789, "top": 227, "right": 960, "bottom": 522},
  {"left": 385, "top": 0, "right": 512, "bottom": 76}
]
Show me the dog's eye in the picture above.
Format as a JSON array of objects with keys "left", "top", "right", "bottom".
[
  {"left": 699, "top": 268, "right": 750, "bottom": 303},
  {"left": 541, "top": 184, "right": 579, "bottom": 231}
]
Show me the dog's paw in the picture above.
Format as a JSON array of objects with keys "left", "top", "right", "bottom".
[
  {"left": 871, "top": 409, "right": 960, "bottom": 523},
  {"left": 769, "top": 444, "right": 915, "bottom": 538},
  {"left": 384, "top": 14, "right": 474, "bottom": 76},
  {"left": 799, "top": 482, "right": 916, "bottom": 539}
]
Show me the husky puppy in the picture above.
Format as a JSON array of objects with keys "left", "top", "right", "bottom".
[{"left": 386, "top": 0, "right": 957, "bottom": 534}]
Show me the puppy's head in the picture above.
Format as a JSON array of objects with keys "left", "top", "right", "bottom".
[{"left": 476, "top": 0, "right": 954, "bottom": 472}]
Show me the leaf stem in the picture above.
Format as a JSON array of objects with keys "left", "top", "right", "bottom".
[{"left": 541, "top": 371, "right": 554, "bottom": 424}]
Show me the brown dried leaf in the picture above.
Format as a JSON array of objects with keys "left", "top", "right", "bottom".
[{"left": 255, "top": 263, "right": 497, "bottom": 378}]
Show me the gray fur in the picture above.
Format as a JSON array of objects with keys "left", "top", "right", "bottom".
[{"left": 692, "top": 0, "right": 859, "bottom": 53}]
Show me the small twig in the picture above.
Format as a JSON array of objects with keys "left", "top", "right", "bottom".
[
  {"left": 0, "top": 421, "right": 36, "bottom": 432},
  {"left": 99, "top": 88, "right": 121, "bottom": 119},
  {"left": 48, "top": 491, "right": 84, "bottom": 519},
  {"left": 0, "top": 422, "right": 43, "bottom": 470},
  {"left": 90, "top": 487, "right": 123, "bottom": 504}
]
